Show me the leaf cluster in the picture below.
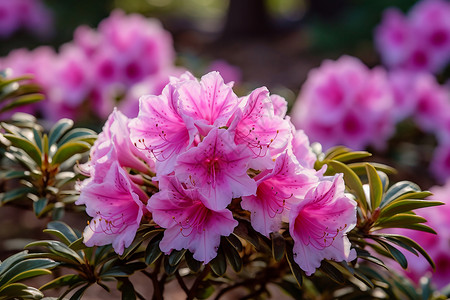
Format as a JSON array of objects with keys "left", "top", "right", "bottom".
[{"left": 0, "top": 118, "right": 97, "bottom": 219}]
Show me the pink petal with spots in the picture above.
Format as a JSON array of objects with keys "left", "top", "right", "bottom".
[{"left": 175, "top": 128, "right": 256, "bottom": 210}]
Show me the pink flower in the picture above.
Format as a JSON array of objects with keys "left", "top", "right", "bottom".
[
  {"left": 177, "top": 71, "right": 240, "bottom": 136},
  {"left": 375, "top": 8, "right": 412, "bottom": 68},
  {"left": 290, "top": 129, "right": 317, "bottom": 170},
  {"left": 430, "top": 143, "right": 450, "bottom": 183},
  {"left": 129, "top": 81, "right": 194, "bottom": 176},
  {"left": 148, "top": 175, "right": 238, "bottom": 263},
  {"left": 85, "top": 108, "right": 155, "bottom": 179},
  {"left": 207, "top": 60, "right": 242, "bottom": 85},
  {"left": 291, "top": 56, "right": 394, "bottom": 151},
  {"left": 289, "top": 174, "right": 357, "bottom": 276},
  {"left": 175, "top": 128, "right": 256, "bottom": 210},
  {"left": 241, "top": 151, "right": 320, "bottom": 237},
  {"left": 231, "top": 87, "right": 292, "bottom": 169},
  {"left": 76, "top": 161, "right": 146, "bottom": 255}
]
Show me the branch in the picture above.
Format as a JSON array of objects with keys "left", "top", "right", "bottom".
[{"left": 187, "top": 265, "right": 211, "bottom": 300}]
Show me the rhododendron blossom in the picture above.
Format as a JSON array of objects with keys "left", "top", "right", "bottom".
[
  {"left": 76, "top": 161, "right": 147, "bottom": 255},
  {"left": 289, "top": 174, "right": 357, "bottom": 276},
  {"left": 241, "top": 151, "right": 320, "bottom": 237},
  {"left": 291, "top": 56, "right": 394, "bottom": 151},
  {"left": 176, "top": 128, "right": 256, "bottom": 210},
  {"left": 148, "top": 176, "right": 238, "bottom": 263}
]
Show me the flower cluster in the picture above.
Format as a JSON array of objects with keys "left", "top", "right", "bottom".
[
  {"left": 375, "top": 0, "right": 450, "bottom": 74},
  {"left": 78, "top": 71, "right": 357, "bottom": 276},
  {"left": 0, "top": 10, "right": 181, "bottom": 121},
  {"left": 389, "top": 70, "right": 450, "bottom": 181},
  {"left": 290, "top": 56, "right": 395, "bottom": 151},
  {"left": 0, "top": 0, "right": 53, "bottom": 39}
]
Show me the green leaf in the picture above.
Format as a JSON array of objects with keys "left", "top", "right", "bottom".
[
  {"left": 381, "top": 181, "right": 421, "bottom": 208},
  {"left": 319, "top": 260, "right": 346, "bottom": 284},
  {"left": 0, "top": 170, "right": 30, "bottom": 180},
  {"left": 1, "top": 187, "right": 35, "bottom": 205},
  {"left": 3, "top": 134, "right": 41, "bottom": 166},
  {"left": 327, "top": 160, "right": 367, "bottom": 211},
  {"left": 8, "top": 269, "right": 53, "bottom": 284},
  {"left": 58, "top": 128, "right": 97, "bottom": 147},
  {"left": 33, "top": 198, "right": 48, "bottom": 216},
  {"left": 168, "top": 249, "right": 186, "bottom": 267},
  {"left": 395, "top": 191, "right": 433, "bottom": 201},
  {"left": 234, "top": 219, "right": 260, "bottom": 249},
  {"left": 51, "top": 141, "right": 91, "bottom": 165},
  {"left": 366, "top": 163, "right": 383, "bottom": 211},
  {"left": 47, "top": 221, "right": 79, "bottom": 244},
  {"left": 118, "top": 279, "right": 136, "bottom": 300},
  {"left": 185, "top": 251, "right": 202, "bottom": 273},
  {"left": 119, "top": 236, "right": 143, "bottom": 260},
  {"left": 374, "top": 214, "right": 427, "bottom": 230},
  {"left": 0, "top": 283, "right": 43, "bottom": 300},
  {"left": 0, "top": 251, "right": 28, "bottom": 275},
  {"left": 101, "top": 262, "right": 146, "bottom": 278},
  {"left": 32, "top": 128, "right": 42, "bottom": 152},
  {"left": 0, "top": 258, "right": 57, "bottom": 286},
  {"left": 379, "top": 234, "right": 435, "bottom": 270},
  {"left": 222, "top": 238, "right": 242, "bottom": 272},
  {"left": 380, "top": 200, "right": 443, "bottom": 218},
  {"left": 163, "top": 255, "right": 179, "bottom": 275},
  {"left": 270, "top": 232, "right": 286, "bottom": 262},
  {"left": 333, "top": 151, "right": 372, "bottom": 162},
  {"left": 285, "top": 246, "right": 303, "bottom": 287},
  {"left": 375, "top": 240, "right": 408, "bottom": 269},
  {"left": 48, "top": 118, "right": 74, "bottom": 147},
  {"left": 68, "top": 237, "right": 86, "bottom": 251},
  {"left": 26, "top": 241, "right": 84, "bottom": 264},
  {"left": 347, "top": 162, "right": 397, "bottom": 176},
  {"left": 323, "top": 146, "right": 351, "bottom": 160},
  {"left": 226, "top": 234, "right": 242, "bottom": 252},
  {"left": 69, "top": 284, "right": 90, "bottom": 300},
  {"left": 40, "top": 274, "right": 85, "bottom": 290},
  {"left": 353, "top": 269, "right": 375, "bottom": 289},
  {"left": 209, "top": 247, "right": 227, "bottom": 276},
  {"left": 0, "top": 93, "right": 44, "bottom": 113},
  {"left": 145, "top": 233, "right": 163, "bottom": 265}
]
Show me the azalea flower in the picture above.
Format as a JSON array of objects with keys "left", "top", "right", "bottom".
[
  {"left": 241, "top": 151, "right": 320, "bottom": 237},
  {"left": 148, "top": 175, "right": 238, "bottom": 263},
  {"left": 76, "top": 161, "right": 146, "bottom": 255},
  {"left": 175, "top": 127, "right": 256, "bottom": 210},
  {"left": 289, "top": 174, "right": 357, "bottom": 276}
]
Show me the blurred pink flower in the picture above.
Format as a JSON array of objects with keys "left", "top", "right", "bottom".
[
  {"left": 0, "top": 0, "right": 53, "bottom": 39},
  {"left": 148, "top": 175, "right": 238, "bottom": 263},
  {"left": 375, "top": 0, "right": 450, "bottom": 73},
  {"left": 175, "top": 128, "right": 256, "bottom": 210},
  {"left": 241, "top": 151, "right": 320, "bottom": 237},
  {"left": 291, "top": 56, "right": 394, "bottom": 151},
  {"left": 76, "top": 161, "right": 146, "bottom": 255},
  {"left": 430, "top": 143, "right": 450, "bottom": 183},
  {"left": 207, "top": 59, "right": 242, "bottom": 85},
  {"left": 289, "top": 174, "right": 357, "bottom": 276}
]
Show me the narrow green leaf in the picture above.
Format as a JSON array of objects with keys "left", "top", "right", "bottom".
[
  {"left": 57, "top": 128, "right": 97, "bottom": 147},
  {"left": 324, "top": 146, "right": 351, "bottom": 160},
  {"left": 51, "top": 141, "right": 91, "bottom": 165},
  {"left": 25, "top": 240, "right": 84, "bottom": 264},
  {"left": 69, "top": 237, "right": 86, "bottom": 251},
  {"left": 380, "top": 200, "right": 443, "bottom": 218},
  {"left": 353, "top": 270, "right": 375, "bottom": 289},
  {"left": 0, "top": 251, "right": 28, "bottom": 275},
  {"left": 1, "top": 187, "right": 34, "bottom": 205},
  {"left": 40, "top": 274, "right": 84, "bottom": 290},
  {"left": 226, "top": 234, "right": 242, "bottom": 252},
  {"left": 168, "top": 249, "right": 186, "bottom": 267},
  {"left": 48, "top": 118, "right": 74, "bottom": 146},
  {"left": 395, "top": 191, "right": 433, "bottom": 201},
  {"left": 233, "top": 219, "right": 260, "bottom": 249},
  {"left": 285, "top": 246, "right": 303, "bottom": 287},
  {"left": 3, "top": 134, "right": 41, "bottom": 166},
  {"left": 0, "top": 93, "right": 44, "bottom": 113},
  {"left": 0, "top": 170, "right": 30, "bottom": 180},
  {"left": 374, "top": 214, "right": 427, "bottom": 230},
  {"left": 271, "top": 232, "right": 286, "bottom": 262},
  {"left": 145, "top": 233, "right": 163, "bottom": 265},
  {"left": 33, "top": 198, "right": 48, "bottom": 216},
  {"left": 376, "top": 240, "right": 408, "bottom": 269},
  {"left": 32, "top": 128, "right": 42, "bottom": 152},
  {"left": 0, "top": 283, "right": 43, "bottom": 299},
  {"left": 47, "top": 221, "right": 79, "bottom": 244},
  {"left": 0, "top": 259, "right": 57, "bottom": 286},
  {"left": 333, "top": 151, "right": 372, "bottom": 162},
  {"left": 223, "top": 238, "right": 242, "bottom": 272},
  {"left": 118, "top": 279, "right": 136, "bottom": 300},
  {"left": 8, "top": 269, "right": 52, "bottom": 284},
  {"left": 381, "top": 181, "right": 421, "bottom": 208},
  {"left": 69, "top": 284, "right": 90, "bottom": 300},
  {"left": 185, "top": 251, "right": 202, "bottom": 273},
  {"left": 209, "top": 247, "right": 227, "bottom": 276},
  {"left": 366, "top": 163, "right": 383, "bottom": 211},
  {"left": 328, "top": 160, "right": 367, "bottom": 211},
  {"left": 319, "top": 260, "right": 346, "bottom": 284},
  {"left": 347, "top": 162, "right": 397, "bottom": 176}
]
